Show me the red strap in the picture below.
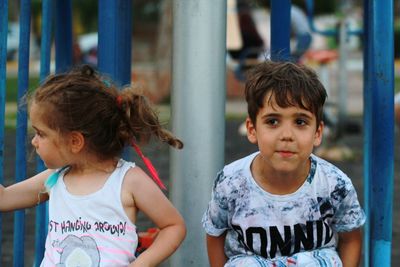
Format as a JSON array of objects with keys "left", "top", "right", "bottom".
[{"left": 131, "top": 142, "right": 166, "bottom": 190}]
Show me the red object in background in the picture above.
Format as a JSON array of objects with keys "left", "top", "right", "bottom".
[
  {"left": 303, "top": 49, "right": 338, "bottom": 65},
  {"left": 136, "top": 228, "right": 159, "bottom": 255}
]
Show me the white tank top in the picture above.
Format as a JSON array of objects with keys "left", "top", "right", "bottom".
[{"left": 40, "top": 159, "right": 138, "bottom": 267}]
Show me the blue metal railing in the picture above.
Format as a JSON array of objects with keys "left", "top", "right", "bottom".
[
  {"left": 33, "top": 0, "right": 54, "bottom": 265},
  {"left": 363, "top": 1, "right": 394, "bottom": 266},
  {"left": 270, "top": 0, "right": 291, "bottom": 61},
  {"left": 13, "top": 0, "right": 31, "bottom": 265}
]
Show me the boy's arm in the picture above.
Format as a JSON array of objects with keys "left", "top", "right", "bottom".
[
  {"left": 0, "top": 169, "right": 52, "bottom": 211},
  {"left": 206, "top": 233, "right": 227, "bottom": 267},
  {"left": 338, "top": 228, "right": 362, "bottom": 267},
  {"left": 126, "top": 167, "right": 186, "bottom": 267}
]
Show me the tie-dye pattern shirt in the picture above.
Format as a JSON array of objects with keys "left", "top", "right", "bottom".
[{"left": 202, "top": 152, "right": 365, "bottom": 260}]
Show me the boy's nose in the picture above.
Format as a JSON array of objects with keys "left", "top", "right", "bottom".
[{"left": 280, "top": 125, "right": 294, "bottom": 141}]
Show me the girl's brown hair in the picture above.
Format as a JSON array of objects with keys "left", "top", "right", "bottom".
[{"left": 31, "top": 65, "right": 183, "bottom": 160}]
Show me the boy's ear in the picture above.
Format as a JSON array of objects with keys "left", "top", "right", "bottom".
[
  {"left": 69, "top": 131, "right": 85, "bottom": 153},
  {"left": 313, "top": 121, "right": 324, "bottom": 147},
  {"left": 246, "top": 117, "right": 258, "bottom": 144}
]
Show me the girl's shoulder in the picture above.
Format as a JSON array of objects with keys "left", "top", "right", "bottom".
[{"left": 120, "top": 162, "right": 160, "bottom": 194}]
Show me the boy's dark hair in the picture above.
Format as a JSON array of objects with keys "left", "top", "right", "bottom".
[
  {"left": 245, "top": 61, "right": 327, "bottom": 126},
  {"left": 30, "top": 65, "right": 183, "bottom": 160}
]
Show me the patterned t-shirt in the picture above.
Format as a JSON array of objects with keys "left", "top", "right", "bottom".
[{"left": 202, "top": 152, "right": 365, "bottom": 260}]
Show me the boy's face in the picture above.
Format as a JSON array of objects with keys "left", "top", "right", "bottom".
[{"left": 246, "top": 93, "right": 323, "bottom": 175}]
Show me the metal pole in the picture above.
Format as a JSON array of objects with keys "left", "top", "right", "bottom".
[
  {"left": 98, "top": 0, "right": 132, "bottom": 160},
  {"left": 170, "top": 0, "right": 226, "bottom": 266},
  {"left": 337, "top": 2, "right": 350, "bottom": 137},
  {"left": 34, "top": 0, "right": 53, "bottom": 265},
  {"left": 14, "top": 0, "right": 31, "bottom": 265},
  {"left": 362, "top": 3, "right": 370, "bottom": 265},
  {"left": 0, "top": 0, "right": 7, "bottom": 263},
  {"left": 98, "top": 0, "right": 132, "bottom": 86},
  {"left": 363, "top": 0, "right": 394, "bottom": 266},
  {"left": 54, "top": 0, "right": 72, "bottom": 73},
  {"left": 270, "top": 0, "right": 291, "bottom": 61}
]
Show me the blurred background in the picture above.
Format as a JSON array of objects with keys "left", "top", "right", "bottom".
[{"left": 4, "top": 0, "right": 399, "bottom": 106}]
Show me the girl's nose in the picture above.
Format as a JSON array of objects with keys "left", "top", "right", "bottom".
[{"left": 31, "top": 135, "right": 38, "bottom": 147}]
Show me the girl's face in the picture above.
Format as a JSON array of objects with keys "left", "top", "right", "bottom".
[
  {"left": 30, "top": 103, "right": 71, "bottom": 169},
  {"left": 246, "top": 93, "right": 323, "bottom": 177}
]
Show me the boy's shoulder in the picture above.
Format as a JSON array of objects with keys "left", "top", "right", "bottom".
[
  {"left": 311, "top": 154, "right": 356, "bottom": 191},
  {"left": 224, "top": 152, "right": 258, "bottom": 174},
  {"left": 213, "top": 152, "right": 258, "bottom": 188},
  {"left": 312, "top": 154, "right": 348, "bottom": 177}
]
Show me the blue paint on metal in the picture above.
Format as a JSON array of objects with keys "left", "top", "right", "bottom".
[
  {"left": 34, "top": 1, "right": 53, "bottom": 264},
  {"left": 363, "top": 0, "right": 394, "bottom": 266},
  {"left": 55, "top": 0, "right": 72, "bottom": 73},
  {"left": 0, "top": 0, "right": 8, "bottom": 264},
  {"left": 371, "top": 240, "right": 391, "bottom": 267},
  {"left": 13, "top": 0, "right": 31, "bottom": 265},
  {"left": 362, "top": 3, "right": 371, "bottom": 266},
  {"left": 98, "top": 0, "right": 132, "bottom": 86},
  {"left": 98, "top": 0, "right": 132, "bottom": 160},
  {"left": 270, "top": 0, "right": 291, "bottom": 61}
]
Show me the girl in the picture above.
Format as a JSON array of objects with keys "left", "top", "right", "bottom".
[{"left": 0, "top": 65, "right": 186, "bottom": 266}]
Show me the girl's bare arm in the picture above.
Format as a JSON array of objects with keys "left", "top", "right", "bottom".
[
  {"left": 125, "top": 167, "right": 186, "bottom": 267},
  {"left": 0, "top": 169, "right": 53, "bottom": 211}
]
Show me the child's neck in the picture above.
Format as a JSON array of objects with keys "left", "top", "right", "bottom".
[
  {"left": 251, "top": 155, "right": 310, "bottom": 195},
  {"left": 63, "top": 157, "right": 118, "bottom": 196},
  {"left": 68, "top": 156, "right": 118, "bottom": 175}
]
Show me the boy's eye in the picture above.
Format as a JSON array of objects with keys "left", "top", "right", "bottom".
[
  {"left": 266, "top": 118, "right": 279, "bottom": 126},
  {"left": 295, "top": 119, "right": 307, "bottom": 126}
]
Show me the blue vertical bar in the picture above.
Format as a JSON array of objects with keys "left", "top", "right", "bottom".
[
  {"left": 270, "top": 0, "right": 291, "bottom": 61},
  {"left": 98, "top": 0, "right": 132, "bottom": 86},
  {"left": 14, "top": 0, "right": 31, "bottom": 265},
  {"left": 98, "top": 0, "right": 132, "bottom": 159},
  {"left": 362, "top": 1, "right": 371, "bottom": 266},
  {"left": 0, "top": 0, "right": 7, "bottom": 263},
  {"left": 55, "top": 0, "right": 72, "bottom": 73},
  {"left": 34, "top": 0, "right": 53, "bottom": 265},
  {"left": 363, "top": 0, "right": 394, "bottom": 266}
]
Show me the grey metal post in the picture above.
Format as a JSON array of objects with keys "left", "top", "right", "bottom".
[
  {"left": 337, "top": 1, "right": 350, "bottom": 136},
  {"left": 170, "top": 0, "right": 227, "bottom": 266}
]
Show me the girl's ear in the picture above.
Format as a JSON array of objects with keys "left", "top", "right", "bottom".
[
  {"left": 69, "top": 131, "right": 85, "bottom": 153},
  {"left": 246, "top": 117, "right": 258, "bottom": 144}
]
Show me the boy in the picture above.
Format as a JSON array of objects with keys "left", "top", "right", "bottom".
[{"left": 202, "top": 61, "right": 365, "bottom": 267}]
